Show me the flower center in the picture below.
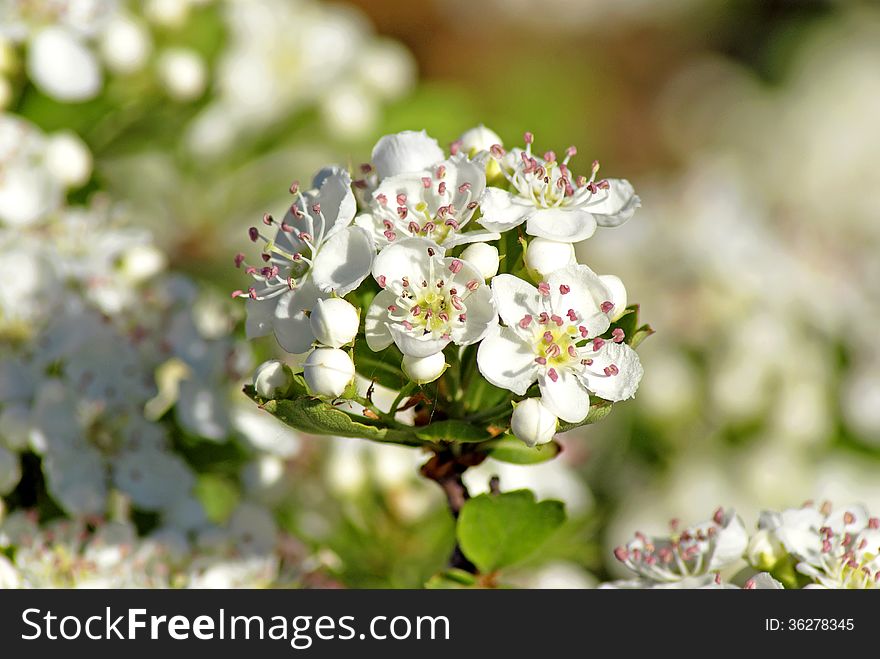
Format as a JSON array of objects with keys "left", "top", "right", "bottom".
[
  {"left": 384, "top": 258, "right": 479, "bottom": 340},
  {"left": 492, "top": 133, "right": 611, "bottom": 210},
  {"left": 374, "top": 164, "right": 478, "bottom": 246}
]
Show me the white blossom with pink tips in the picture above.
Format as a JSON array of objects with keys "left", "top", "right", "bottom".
[
  {"left": 477, "top": 264, "right": 642, "bottom": 423},
  {"left": 478, "top": 132, "right": 640, "bottom": 243}
]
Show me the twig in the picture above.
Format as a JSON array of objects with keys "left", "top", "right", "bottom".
[{"left": 420, "top": 448, "right": 487, "bottom": 574}]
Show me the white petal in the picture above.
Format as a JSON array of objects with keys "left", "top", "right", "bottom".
[
  {"left": 273, "top": 283, "right": 320, "bottom": 354},
  {"left": 389, "top": 324, "right": 449, "bottom": 357},
  {"left": 547, "top": 264, "right": 611, "bottom": 337},
  {"left": 526, "top": 207, "right": 597, "bottom": 242},
  {"left": 490, "top": 274, "right": 542, "bottom": 330},
  {"left": 372, "top": 237, "right": 440, "bottom": 294},
  {"left": 451, "top": 284, "right": 497, "bottom": 345},
  {"left": 747, "top": 573, "right": 785, "bottom": 589},
  {"left": 580, "top": 341, "right": 643, "bottom": 402},
  {"left": 371, "top": 130, "right": 444, "bottom": 179},
  {"left": 365, "top": 289, "right": 397, "bottom": 352},
  {"left": 28, "top": 27, "right": 102, "bottom": 102},
  {"left": 245, "top": 298, "right": 274, "bottom": 338},
  {"left": 586, "top": 178, "right": 640, "bottom": 227},
  {"left": 477, "top": 187, "right": 532, "bottom": 232},
  {"left": 311, "top": 225, "right": 374, "bottom": 295},
  {"left": 539, "top": 370, "right": 591, "bottom": 423},
  {"left": 708, "top": 512, "right": 749, "bottom": 571},
  {"left": 314, "top": 168, "right": 357, "bottom": 240},
  {"left": 476, "top": 325, "right": 537, "bottom": 396},
  {"left": 442, "top": 229, "right": 501, "bottom": 248}
]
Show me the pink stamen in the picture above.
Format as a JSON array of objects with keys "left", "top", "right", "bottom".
[
  {"left": 612, "top": 328, "right": 625, "bottom": 343},
  {"left": 519, "top": 314, "right": 533, "bottom": 328},
  {"left": 547, "top": 368, "right": 559, "bottom": 383},
  {"left": 538, "top": 282, "right": 551, "bottom": 297},
  {"left": 449, "top": 259, "right": 463, "bottom": 274},
  {"left": 601, "top": 301, "right": 614, "bottom": 314},
  {"left": 559, "top": 284, "right": 570, "bottom": 295}
]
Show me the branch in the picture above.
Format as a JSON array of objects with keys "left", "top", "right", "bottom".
[{"left": 420, "top": 448, "right": 486, "bottom": 573}]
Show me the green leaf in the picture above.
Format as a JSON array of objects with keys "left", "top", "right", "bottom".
[
  {"left": 629, "top": 323, "right": 655, "bottom": 349},
  {"left": 194, "top": 475, "right": 240, "bottom": 524},
  {"left": 483, "top": 436, "right": 561, "bottom": 464},
  {"left": 352, "top": 337, "right": 407, "bottom": 390},
  {"left": 414, "top": 419, "right": 491, "bottom": 443},
  {"left": 555, "top": 399, "right": 614, "bottom": 433},
  {"left": 243, "top": 386, "right": 424, "bottom": 447},
  {"left": 424, "top": 569, "right": 478, "bottom": 589},
  {"left": 457, "top": 490, "right": 566, "bottom": 573}
]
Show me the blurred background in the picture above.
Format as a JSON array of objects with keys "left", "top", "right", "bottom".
[{"left": 1, "top": 0, "right": 879, "bottom": 587}]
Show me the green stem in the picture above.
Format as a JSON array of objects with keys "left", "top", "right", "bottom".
[
  {"left": 466, "top": 399, "right": 514, "bottom": 424},
  {"left": 389, "top": 382, "right": 417, "bottom": 417}
]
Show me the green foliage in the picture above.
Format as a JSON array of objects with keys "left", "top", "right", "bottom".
[
  {"left": 352, "top": 337, "right": 408, "bottom": 391},
  {"left": 556, "top": 399, "right": 614, "bottom": 433},
  {"left": 483, "top": 437, "right": 561, "bottom": 464},
  {"left": 414, "top": 420, "right": 492, "bottom": 443},
  {"left": 457, "top": 490, "right": 566, "bottom": 573}
]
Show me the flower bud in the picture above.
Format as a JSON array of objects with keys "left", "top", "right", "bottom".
[
  {"left": 303, "top": 348, "right": 355, "bottom": 397},
  {"left": 599, "top": 274, "right": 628, "bottom": 321},
  {"left": 309, "top": 297, "right": 360, "bottom": 348},
  {"left": 510, "top": 398, "right": 558, "bottom": 447},
  {"left": 402, "top": 352, "right": 447, "bottom": 384},
  {"left": 252, "top": 359, "right": 295, "bottom": 399},
  {"left": 44, "top": 131, "right": 92, "bottom": 187},
  {"left": 459, "top": 125, "right": 502, "bottom": 155},
  {"left": 524, "top": 237, "right": 576, "bottom": 278},
  {"left": 460, "top": 242, "right": 499, "bottom": 280},
  {"left": 157, "top": 48, "right": 207, "bottom": 101}
]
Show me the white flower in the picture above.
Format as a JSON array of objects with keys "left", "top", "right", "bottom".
[
  {"left": 157, "top": 48, "right": 207, "bottom": 101},
  {"left": 510, "top": 398, "right": 557, "bottom": 447},
  {"left": 99, "top": 13, "right": 152, "bottom": 74},
  {"left": 252, "top": 359, "right": 294, "bottom": 399},
  {"left": 605, "top": 508, "right": 749, "bottom": 588},
  {"left": 366, "top": 237, "right": 497, "bottom": 357},
  {"left": 309, "top": 297, "right": 359, "bottom": 348},
  {"left": 478, "top": 132, "right": 640, "bottom": 242},
  {"left": 401, "top": 352, "right": 447, "bottom": 384},
  {"left": 357, "top": 152, "right": 498, "bottom": 249},
  {"left": 458, "top": 124, "right": 503, "bottom": 156},
  {"left": 303, "top": 347, "right": 355, "bottom": 397},
  {"left": 760, "top": 502, "right": 880, "bottom": 589},
  {"left": 460, "top": 242, "right": 499, "bottom": 280},
  {"left": 44, "top": 130, "right": 92, "bottom": 187},
  {"left": 370, "top": 129, "right": 445, "bottom": 181},
  {"left": 477, "top": 265, "right": 642, "bottom": 423},
  {"left": 240, "top": 168, "right": 374, "bottom": 355},
  {"left": 524, "top": 237, "right": 576, "bottom": 277},
  {"left": 27, "top": 26, "right": 102, "bottom": 102}
]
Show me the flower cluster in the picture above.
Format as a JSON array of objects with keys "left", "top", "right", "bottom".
[
  {"left": 603, "top": 501, "right": 880, "bottom": 589},
  {"left": 239, "top": 127, "right": 646, "bottom": 447}
]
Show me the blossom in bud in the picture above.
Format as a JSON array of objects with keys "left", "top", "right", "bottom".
[
  {"left": 44, "top": 131, "right": 92, "bottom": 188},
  {"left": 510, "top": 398, "right": 558, "bottom": 447},
  {"left": 459, "top": 125, "right": 503, "bottom": 156},
  {"left": 303, "top": 348, "right": 355, "bottom": 398},
  {"left": 309, "top": 297, "right": 360, "bottom": 348},
  {"left": 157, "top": 48, "right": 207, "bottom": 102},
  {"left": 401, "top": 352, "right": 447, "bottom": 384},
  {"left": 252, "top": 360, "right": 295, "bottom": 399},
  {"left": 524, "top": 237, "right": 576, "bottom": 278},
  {"left": 598, "top": 274, "right": 627, "bottom": 321},
  {"left": 460, "top": 242, "right": 499, "bottom": 280}
]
